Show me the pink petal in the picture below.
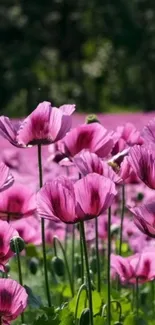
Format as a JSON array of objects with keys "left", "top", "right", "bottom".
[{"left": 74, "top": 173, "right": 117, "bottom": 220}]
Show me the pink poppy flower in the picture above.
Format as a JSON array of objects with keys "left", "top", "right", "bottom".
[
  {"left": 0, "top": 117, "right": 23, "bottom": 147},
  {"left": 59, "top": 123, "right": 114, "bottom": 158},
  {"left": 142, "top": 118, "right": 155, "bottom": 145},
  {"left": 0, "top": 163, "right": 14, "bottom": 192},
  {"left": 112, "top": 123, "right": 143, "bottom": 155},
  {"left": 0, "top": 278, "right": 28, "bottom": 324},
  {"left": 0, "top": 220, "right": 18, "bottom": 268},
  {"left": 0, "top": 184, "right": 36, "bottom": 221},
  {"left": 111, "top": 252, "right": 155, "bottom": 283},
  {"left": 17, "top": 101, "right": 75, "bottom": 146},
  {"left": 128, "top": 145, "right": 155, "bottom": 189},
  {"left": 0, "top": 102, "right": 75, "bottom": 148},
  {"left": 37, "top": 173, "right": 117, "bottom": 223},
  {"left": 73, "top": 151, "right": 122, "bottom": 184},
  {"left": 129, "top": 202, "right": 155, "bottom": 238}
]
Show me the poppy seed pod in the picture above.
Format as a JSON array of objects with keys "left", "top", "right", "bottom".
[
  {"left": 79, "top": 308, "right": 90, "bottom": 325},
  {"left": 86, "top": 114, "right": 100, "bottom": 124},
  {"left": 52, "top": 256, "right": 65, "bottom": 277},
  {"left": 10, "top": 236, "right": 25, "bottom": 253}
]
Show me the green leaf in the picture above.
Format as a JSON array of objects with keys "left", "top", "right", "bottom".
[
  {"left": 26, "top": 244, "right": 39, "bottom": 258},
  {"left": 33, "top": 315, "right": 59, "bottom": 325},
  {"left": 124, "top": 313, "right": 147, "bottom": 325},
  {"left": 69, "top": 290, "right": 102, "bottom": 318},
  {"left": 94, "top": 316, "right": 106, "bottom": 325},
  {"left": 59, "top": 307, "right": 74, "bottom": 325},
  {"left": 24, "top": 285, "right": 42, "bottom": 308},
  {"left": 69, "top": 289, "right": 87, "bottom": 318}
]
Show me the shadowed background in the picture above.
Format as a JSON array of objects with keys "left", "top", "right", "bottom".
[{"left": 1, "top": 0, "right": 155, "bottom": 116}]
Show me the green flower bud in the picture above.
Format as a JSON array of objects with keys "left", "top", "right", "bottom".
[
  {"left": 79, "top": 308, "right": 90, "bottom": 325},
  {"left": 90, "top": 256, "right": 97, "bottom": 274},
  {"left": 29, "top": 257, "right": 39, "bottom": 275},
  {"left": 52, "top": 256, "right": 65, "bottom": 277},
  {"left": 75, "top": 262, "right": 82, "bottom": 278},
  {"left": 10, "top": 236, "right": 25, "bottom": 253},
  {"left": 5, "top": 264, "right": 10, "bottom": 273},
  {"left": 137, "top": 192, "right": 144, "bottom": 201},
  {"left": 86, "top": 114, "right": 100, "bottom": 124}
]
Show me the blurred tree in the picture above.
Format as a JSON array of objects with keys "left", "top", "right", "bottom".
[{"left": 0, "top": 0, "right": 155, "bottom": 115}]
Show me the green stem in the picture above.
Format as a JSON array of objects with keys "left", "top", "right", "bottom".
[
  {"left": 119, "top": 184, "right": 125, "bottom": 256},
  {"left": 79, "top": 223, "right": 84, "bottom": 282},
  {"left": 135, "top": 277, "right": 139, "bottom": 319},
  {"left": 102, "top": 300, "right": 122, "bottom": 322},
  {"left": 151, "top": 281, "right": 155, "bottom": 314},
  {"left": 38, "top": 144, "right": 51, "bottom": 307},
  {"left": 64, "top": 224, "right": 69, "bottom": 253},
  {"left": 53, "top": 236, "right": 74, "bottom": 297},
  {"left": 107, "top": 207, "right": 111, "bottom": 325},
  {"left": 95, "top": 217, "right": 101, "bottom": 292},
  {"left": 80, "top": 221, "right": 94, "bottom": 325},
  {"left": 15, "top": 240, "right": 24, "bottom": 324},
  {"left": 72, "top": 224, "right": 75, "bottom": 294},
  {"left": 75, "top": 284, "right": 88, "bottom": 325}
]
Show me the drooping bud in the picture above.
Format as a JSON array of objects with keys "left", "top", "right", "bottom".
[
  {"left": 52, "top": 256, "right": 65, "bottom": 277},
  {"left": 79, "top": 308, "right": 90, "bottom": 325},
  {"left": 29, "top": 257, "right": 39, "bottom": 275},
  {"left": 90, "top": 256, "right": 97, "bottom": 274}
]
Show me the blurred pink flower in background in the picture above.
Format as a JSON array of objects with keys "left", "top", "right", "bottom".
[
  {"left": 0, "top": 183, "right": 36, "bottom": 221},
  {"left": 0, "top": 278, "right": 28, "bottom": 324},
  {"left": 111, "top": 252, "right": 155, "bottom": 283},
  {"left": 11, "top": 217, "right": 41, "bottom": 245}
]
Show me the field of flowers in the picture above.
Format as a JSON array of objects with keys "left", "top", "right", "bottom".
[{"left": 0, "top": 103, "right": 155, "bottom": 325}]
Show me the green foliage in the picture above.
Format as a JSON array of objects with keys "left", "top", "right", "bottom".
[{"left": 1, "top": 0, "right": 155, "bottom": 115}]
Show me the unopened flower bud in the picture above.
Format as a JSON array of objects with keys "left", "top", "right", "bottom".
[
  {"left": 29, "top": 257, "right": 39, "bottom": 275},
  {"left": 90, "top": 256, "right": 97, "bottom": 274},
  {"left": 79, "top": 308, "right": 90, "bottom": 325},
  {"left": 5, "top": 264, "right": 10, "bottom": 273},
  {"left": 10, "top": 236, "right": 25, "bottom": 253},
  {"left": 52, "top": 256, "right": 65, "bottom": 277},
  {"left": 86, "top": 114, "right": 99, "bottom": 124}
]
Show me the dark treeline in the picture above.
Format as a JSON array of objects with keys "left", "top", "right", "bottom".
[{"left": 1, "top": 0, "right": 155, "bottom": 116}]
